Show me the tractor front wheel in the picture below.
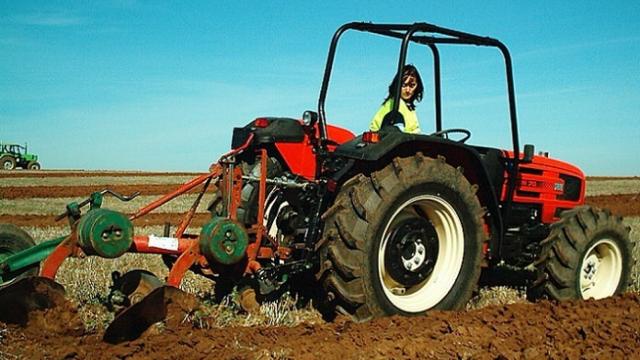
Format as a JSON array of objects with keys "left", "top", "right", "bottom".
[
  {"left": 0, "top": 156, "right": 16, "bottom": 171},
  {"left": 318, "top": 155, "right": 485, "bottom": 320},
  {"left": 529, "top": 206, "right": 635, "bottom": 301},
  {"left": 27, "top": 161, "right": 41, "bottom": 170}
]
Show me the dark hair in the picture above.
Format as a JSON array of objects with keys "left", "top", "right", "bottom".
[{"left": 384, "top": 64, "right": 424, "bottom": 110}]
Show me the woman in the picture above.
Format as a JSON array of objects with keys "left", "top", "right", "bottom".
[{"left": 369, "top": 64, "right": 424, "bottom": 134}]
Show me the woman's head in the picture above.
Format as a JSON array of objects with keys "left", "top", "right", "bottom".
[{"left": 386, "top": 64, "right": 424, "bottom": 109}]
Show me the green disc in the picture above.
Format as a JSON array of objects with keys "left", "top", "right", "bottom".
[
  {"left": 199, "top": 217, "right": 248, "bottom": 265},
  {"left": 77, "top": 209, "right": 133, "bottom": 258}
]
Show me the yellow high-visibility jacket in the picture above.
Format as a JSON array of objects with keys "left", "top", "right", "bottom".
[{"left": 369, "top": 99, "right": 421, "bottom": 134}]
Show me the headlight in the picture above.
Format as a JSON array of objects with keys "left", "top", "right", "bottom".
[{"left": 302, "top": 110, "right": 318, "bottom": 126}]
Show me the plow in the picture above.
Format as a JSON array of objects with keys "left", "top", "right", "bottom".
[
  {"left": 0, "top": 139, "right": 299, "bottom": 343},
  {"left": 0, "top": 22, "right": 635, "bottom": 345}
]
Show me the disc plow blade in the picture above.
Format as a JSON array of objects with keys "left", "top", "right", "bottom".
[
  {"left": 103, "top": 285, "right": 199, "bottom": 344},
  {"left": 0, "top": 277, "right": 66, "bottom": 326}
]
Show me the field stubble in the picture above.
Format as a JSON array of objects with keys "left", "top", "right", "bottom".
[
  {"left": 0, "top": 175, "right": 197, "bottom": 187},
  {"left": 0, "top": 194, "right": 213, "bottom": 215},
  {"left": 586, "top": 179, "right": 640, "bottom": 196}
]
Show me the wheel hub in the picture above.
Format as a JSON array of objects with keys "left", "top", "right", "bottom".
[
  {"left": 385, "top": 217, "right": 439, "bottom": 287},
  {"left": 579, "top": 239, "right": 623, "bottom": 299},
  {"left": 582, "top": 256, "right": 599, "bottom": 281},
  {"left": 401, "top": 240, "right": 427, "bottom": 272}
]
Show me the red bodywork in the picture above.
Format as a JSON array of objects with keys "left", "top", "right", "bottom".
[
  {"left": 502, "top": 151, "right": 585, "bottom": 224},
  {"left": 275, "top": 123, "right": 356, "bottom": 180}
]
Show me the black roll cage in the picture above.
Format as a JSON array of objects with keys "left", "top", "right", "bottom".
[
  {"left": 317, "top": 22, "right": 520, "bottom": 162},
  {"left": 316, "top": 22, "right": 523, "bottom": 251}
]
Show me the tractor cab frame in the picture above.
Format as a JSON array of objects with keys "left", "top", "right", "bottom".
[{"left": 309, "top": 22, "right": 530, "bottom": 262}]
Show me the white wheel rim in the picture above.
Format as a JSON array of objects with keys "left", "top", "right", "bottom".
[
  {"left": 378, "top": 194, "right": 464, "bottom": 312},
  {"left": 579, "top": 239, "right": 622, "bottom": 299}
]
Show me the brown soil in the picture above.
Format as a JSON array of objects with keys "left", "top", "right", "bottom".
[
  {"left": 20, "top": 280, "right": 84, "bottom": 337},
  {"left": 2, "top": 293, "right": 640, "bottom": 359},
  {"left": 0, "top": 184, "right": 216, "bottom": 199},
  {"left": 0, "top": 170, "right": 201, "bottom": 178},
  {"left": 585, "top": 194, "right": 640, "bottom": 217}
]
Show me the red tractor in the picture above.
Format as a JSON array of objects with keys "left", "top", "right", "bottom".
[{"left": 0, "top": 22, "right": 634, "bottom": 342}]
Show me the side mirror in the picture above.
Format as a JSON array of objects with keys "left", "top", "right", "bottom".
[
  {"left": 302, "top": 110, "right": 318, "bottom": 126},
  {"left": 523, "top": 144, "right": 535, "bottom": 163}
]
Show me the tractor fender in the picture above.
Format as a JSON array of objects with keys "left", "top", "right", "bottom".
[{"left": 332, "top": 129, "right": 503, "bottom": 256}]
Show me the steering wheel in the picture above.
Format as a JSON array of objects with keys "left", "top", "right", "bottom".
[{"left": 428, "top": 128, "right": 471, "bottom": 143}]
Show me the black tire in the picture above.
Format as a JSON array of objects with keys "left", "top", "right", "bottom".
[
  {"left": 529, "top": 206, "right": 635, "bottom": 301},
  {"left": 27, "top": 161, "right": 41, "bottom": 170},
  {"left": 206, "top": 157, "right": 282, "bottom": 225},
  {"left": 318, "top": 154, "right": 485, "bottom": 321},
  {"left": 0, "top": 156, "right": 16, "bottom": 171},
  {"left": 0, "top": 224, "right": 38, "bottom": 287}
]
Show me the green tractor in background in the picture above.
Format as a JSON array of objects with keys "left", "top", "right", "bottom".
[{"left": 0, "top": 142, "right": 41, "bottom": 170}]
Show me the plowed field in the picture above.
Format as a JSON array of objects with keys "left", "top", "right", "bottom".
[
  {"left": 3, "top": 293, "right": 640, "bottom": 359},
  {"left": 1, "top": 171, "right": 639, "bottom": 359}
]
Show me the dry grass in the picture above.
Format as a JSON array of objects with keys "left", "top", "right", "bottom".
[
  {"left": 0, "top": 193, "right": 214, "bottom": 215},
  {"left": 467, "top": 287, "right": 528, "bottom": 310},
  {"left": 586, "top": 179, "right": 640, "bottom": 196},
  {"left": 0, "top": 175, "right": 196, "bottom": 187},
  {"left": 191, "top": 292, "right": 323, "bottom": 330}
]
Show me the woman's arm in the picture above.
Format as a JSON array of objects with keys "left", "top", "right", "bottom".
[{"left": 369, "top": 99, "right": 392, "bottom": 131}]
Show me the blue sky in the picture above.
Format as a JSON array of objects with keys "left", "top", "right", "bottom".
[{"left": 1, "top": 1, "right": 639, "bottom": 175}]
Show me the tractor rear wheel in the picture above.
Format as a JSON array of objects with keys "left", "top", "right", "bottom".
[
  {"left": 0, "top": 224, "right": 38, "bottom": 287},
  {"left": 0, "top": 156, "right": 16, "bottom": 171},
  {"left": 529, "top": 206, "right": 634, "bottom": 301},
  {"left": 318, "top": 154, "right": 485, "bottom": 320}
]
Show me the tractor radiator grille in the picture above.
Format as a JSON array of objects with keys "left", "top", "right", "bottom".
[{"left": 558, "top": 174, "right": 582, "bottom": 201}]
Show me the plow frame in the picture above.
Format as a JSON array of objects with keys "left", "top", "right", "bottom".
[{"left": 1, "top": 132, "right": 287, "bottom": 289}]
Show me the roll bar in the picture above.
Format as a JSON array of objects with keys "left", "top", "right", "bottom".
[{"left": 316, "top": 22, "right": 520, "bottom": 164}]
